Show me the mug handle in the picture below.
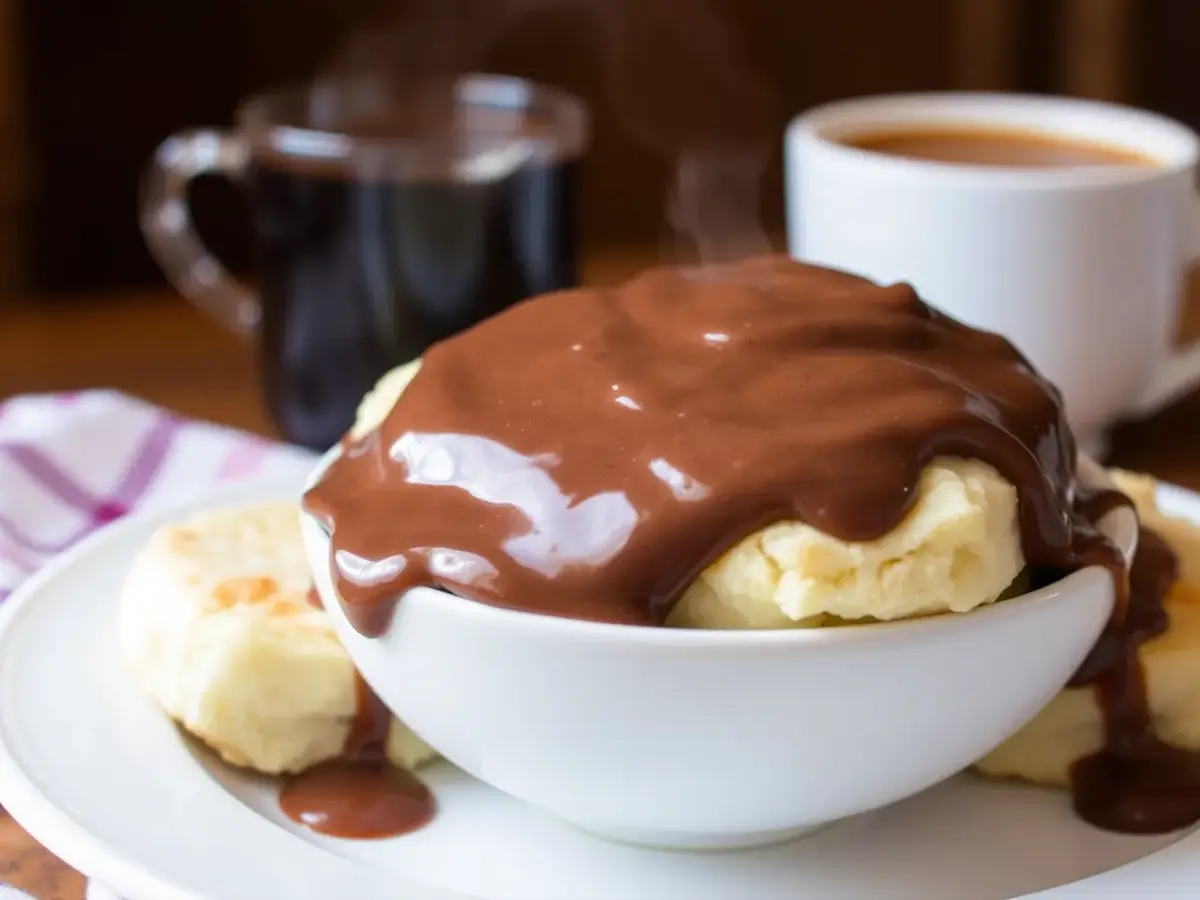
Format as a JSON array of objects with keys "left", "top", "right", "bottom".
[
  {"left": 139, "top": 130, "right": 259, "bottom": 335},
  {"left": 1125, "top": 194, "right": 1200, "bottom": 416}
]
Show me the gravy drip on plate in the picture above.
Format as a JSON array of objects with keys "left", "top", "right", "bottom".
[
  {"left": 279, "top": 668, "right": 435, "bottom": 839},
  {"left": 1068, "top": 527, "right": 1200, "bottom": 834}
]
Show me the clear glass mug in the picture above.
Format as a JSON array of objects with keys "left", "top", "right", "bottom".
[{"left": 140, "top": 74, "right": 589, "bottom": 450}]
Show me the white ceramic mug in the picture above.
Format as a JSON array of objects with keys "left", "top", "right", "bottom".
[{"left": 785, "top": 92, "right": 1200, "bottom": 457}]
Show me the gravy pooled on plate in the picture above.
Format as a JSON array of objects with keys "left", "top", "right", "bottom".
[{"left": 279, "top": 672, "right": 435, "bottom": 839}]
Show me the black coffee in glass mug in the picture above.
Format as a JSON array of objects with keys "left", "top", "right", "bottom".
[{"left": 141, "top": 75, "right": 588, "bottom": 449}]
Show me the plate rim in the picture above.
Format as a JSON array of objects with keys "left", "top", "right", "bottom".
[{"left": 0, "top": 469, "right": 1198, "bottom": 899}]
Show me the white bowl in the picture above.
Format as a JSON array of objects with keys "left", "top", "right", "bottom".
[{"left": 302, "top": 448, "right": 1137, "bottom": 850}]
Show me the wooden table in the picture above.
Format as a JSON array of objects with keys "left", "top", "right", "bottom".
[{"left": 1, "top": 255, "right": 1200, "bottom": 898}]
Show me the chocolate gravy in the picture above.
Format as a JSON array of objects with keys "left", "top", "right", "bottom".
[
  {"left": 1070, "top": 527, "right": 1173, "bottom": 688},
  {"left": 279, "top": 668, "right": 435, "bottom": 838},
  {"left": 1067, "top": 527, "right": 1200, "bottom": 834},
  {"left": 302, "top": 254, "right": 1200, "bottom": 835},
  {"left": 305, "top": 255, "right": 1126, "bottom": 631}
]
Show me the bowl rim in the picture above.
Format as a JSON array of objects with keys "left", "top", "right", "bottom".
[{"left": 301, "top": 444, "right": 1137, "bottom": 648}]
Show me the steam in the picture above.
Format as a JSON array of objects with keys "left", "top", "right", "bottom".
[
  {"left": 594, "top": 0, "right": 776, "bottom": 265},
  {"left": 666, "top": 149, "right": 773, "bottom": 266},
  {"left": 323, "top": 0, "right": 777, "bottom": 265},
  {"left": 325, "top": 0, "right": 533, "bottom": 82}
]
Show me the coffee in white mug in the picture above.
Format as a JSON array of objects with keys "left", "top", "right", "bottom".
[{"left": 785, "top": 92, "right": 1200, "bottom": 458}]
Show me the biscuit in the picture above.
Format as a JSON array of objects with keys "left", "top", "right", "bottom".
[
  {"left": 118, "top": 501, "right": 437, "bottom": 774},
  {"left": 669, "top": 458, "right": 1024, "bottom": 628}
]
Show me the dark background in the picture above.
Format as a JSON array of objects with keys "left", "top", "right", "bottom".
[{"left": 13, "top": 0, "right": 1200, "bottom": 294}]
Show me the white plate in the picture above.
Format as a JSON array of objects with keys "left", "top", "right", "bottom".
[{"left": 2, "top": 470, "right": 1200, "bottom": 900}]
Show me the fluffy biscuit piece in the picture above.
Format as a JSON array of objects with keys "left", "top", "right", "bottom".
[
  {"left": 668, "top": 458, "right": 1024, "bottom": 628},
  {"left": 118, "top": 501, "right": 436, "bottom": 774},
  {"left": 350, "top": 359, "right": 423, "bottom": 440},
  {"left": 353, "top": 362, "right": 1024, "bottom": 630},
  {"left": 976, "top": 469, "right": 1200, "bottom": 785}
]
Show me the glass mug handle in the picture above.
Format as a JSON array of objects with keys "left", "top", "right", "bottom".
[{"left": 139, "top": 130, "right": 259, "bottom": 335}]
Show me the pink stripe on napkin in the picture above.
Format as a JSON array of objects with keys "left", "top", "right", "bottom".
[{"left": 0, "top": 390, "right": 316, "bottom": 603}]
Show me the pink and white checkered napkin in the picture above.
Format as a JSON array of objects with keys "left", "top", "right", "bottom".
[
  {"left": 0, "top": 389, "right": 317, "bottom": 899},
  {"left": 0, "top": 389, "right": 316, "bottom": 603}
]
